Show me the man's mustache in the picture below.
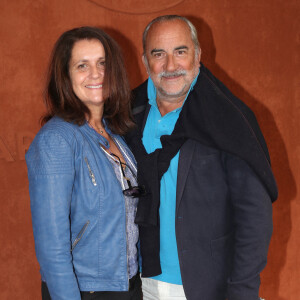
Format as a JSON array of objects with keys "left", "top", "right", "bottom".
[{"left": 158, "top": 70, "right": 187, "bottom": 78}]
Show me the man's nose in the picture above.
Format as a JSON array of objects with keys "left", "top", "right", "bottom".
[{"left": 165, "top": 55, "right": 177, "bottom": 72}]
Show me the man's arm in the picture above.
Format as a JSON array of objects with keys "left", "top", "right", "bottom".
[{"left": 224, "top": 153, "right": 273, "bottom": 300}]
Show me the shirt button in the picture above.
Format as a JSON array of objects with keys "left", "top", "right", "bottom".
[{"left": 158, "top": 120, "right": 161, "bottom": 123}]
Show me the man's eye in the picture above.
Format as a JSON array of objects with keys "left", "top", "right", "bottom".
[
  {"left": 153, "top": 52, "right": 164, "bottom": 58},
  {"left": 177, "top": 50, "right": 186, "bottom": 55}
]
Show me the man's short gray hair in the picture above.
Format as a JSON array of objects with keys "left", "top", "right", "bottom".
[{"left": 142, "top": 15, "right": 200, "bottom": 56}]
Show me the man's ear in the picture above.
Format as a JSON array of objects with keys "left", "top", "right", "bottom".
[
  {"left": 142, "top": 55, "right": 149, "bottom": 74},
  {"left": 142, "top": 55, "right": 146, "bottom": 66},
  {"left": 197, "top": 48, "right": 202, "bottom": 66}
]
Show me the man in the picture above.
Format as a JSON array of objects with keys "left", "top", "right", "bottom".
[{"left": 126, "top": 15, "right": 277, "bottom": 300}]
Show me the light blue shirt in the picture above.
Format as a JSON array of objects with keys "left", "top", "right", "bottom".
[
  {"left": 102, "top": 139, "right": 139, "bottom": 280},
  {"left": 142, "top": 72, "right": 199, "bottom": 284}
]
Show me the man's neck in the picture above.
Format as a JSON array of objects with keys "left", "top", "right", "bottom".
[{"left": 156, "top": 96, "right": 185, "bottom": 116}]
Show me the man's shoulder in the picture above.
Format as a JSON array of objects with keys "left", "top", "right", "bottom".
[
  {"left": 132, "top": 79, "right": 148, "bottom": 109},
  {"left": 197, "top": 65, "right": 256, "bottom": 119}
]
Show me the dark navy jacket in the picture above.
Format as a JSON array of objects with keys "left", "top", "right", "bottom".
[{"left": 127, "top": 65, "right": 274, "bottom": 300}]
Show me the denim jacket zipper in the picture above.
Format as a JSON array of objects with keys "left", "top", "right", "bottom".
[
  {"left": 100, "top": 138, "right": 131, "bottom": 289},
  {"left": 84, "top": 157, "right": 97, "bottom": 186}
]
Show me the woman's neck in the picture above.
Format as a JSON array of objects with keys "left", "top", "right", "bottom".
[{"left": 87, "top": 108, "right": 105, "bottom": 134}]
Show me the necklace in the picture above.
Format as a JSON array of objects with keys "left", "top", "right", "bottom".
[{"left": 87, "top": 120, "right": 104, "bottom": 134}]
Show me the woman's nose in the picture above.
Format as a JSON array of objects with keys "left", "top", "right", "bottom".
[{"left": 89, "top": 65, "right": 103, "bottom": 78}]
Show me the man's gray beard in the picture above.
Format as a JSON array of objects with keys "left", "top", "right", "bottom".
[
  {"left": 154, "top": 69, "right": 198, "bottom": 99},
  {"left": 156, "top": 83, "right": 188, "bottom": 99},
  {"left": 145, "top": 60, "right": 199, "bottom": 99}
]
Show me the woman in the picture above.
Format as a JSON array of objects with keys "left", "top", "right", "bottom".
[{"left": 26, "top": 27, "right": 143, "bottom": 300}]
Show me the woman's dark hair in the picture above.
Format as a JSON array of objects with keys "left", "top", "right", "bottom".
[{"left": 43, "top": 26, "right": 134, "bottom": 135}]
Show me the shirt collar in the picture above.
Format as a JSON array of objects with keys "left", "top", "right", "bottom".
[{"left": 147, "top": 68, "right": 200, "bottom": 112}]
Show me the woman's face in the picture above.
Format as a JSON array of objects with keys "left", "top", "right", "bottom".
[{"left": 69, "top": 39, "right": 106, "bottom": 111}]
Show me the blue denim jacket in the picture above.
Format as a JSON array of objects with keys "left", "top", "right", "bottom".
[{"left": 26, "top": 117, "right": 136, "bottom": 300}]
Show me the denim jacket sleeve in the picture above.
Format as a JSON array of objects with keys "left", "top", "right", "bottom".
[
  {"left": 26, "top": 127, "right": 81, "bottom": 300},
  {"left": 224, "top": 153, "right": 273, "bottom": 300}
]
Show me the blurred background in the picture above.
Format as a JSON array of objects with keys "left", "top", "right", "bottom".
[{"left": 0, "top": 0, "right": 299, "bottom": 299}]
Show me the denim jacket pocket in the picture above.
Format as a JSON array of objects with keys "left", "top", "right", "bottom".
[{"left": 71, "top": 220, "right": 90, "bottom": 251}]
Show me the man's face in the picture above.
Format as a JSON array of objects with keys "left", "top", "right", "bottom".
[{"left": 143, "top": 20, "right": 201, "bottom": 103}]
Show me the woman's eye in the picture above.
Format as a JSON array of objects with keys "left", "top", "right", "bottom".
[
  {"left": 78, "top": 64, "right": 88, "bottom": 70},
  {"left": 98, "top": 61, "right": 105, "bottom": 68}
]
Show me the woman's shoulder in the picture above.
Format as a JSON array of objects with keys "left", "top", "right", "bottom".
[
  {"left": 26, "top": 117, "right": 79, "bottom": 175},
  {"left": 26, "top": 117, "right": 81, "bottom": 158},
  {"left": 43, "top": 116, "right": 78, "bottom": 133},
  {"left": 35, "top": 117, "right": 81, "bottom": 144}
]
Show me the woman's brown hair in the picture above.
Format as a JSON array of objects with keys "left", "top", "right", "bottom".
[{"left": 43, "top": 26, "right": 134, "bottom": 135}]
